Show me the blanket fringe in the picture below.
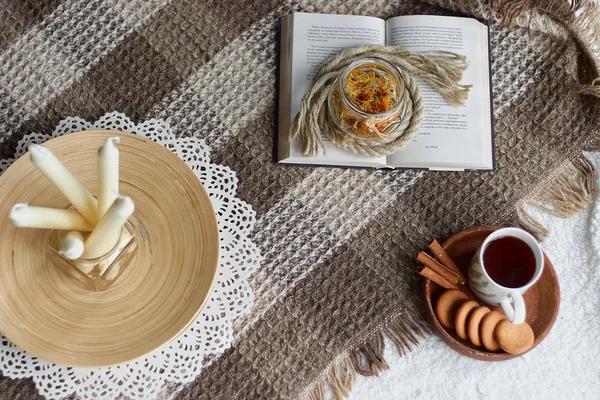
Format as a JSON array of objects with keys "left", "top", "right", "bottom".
[
  {"left": 577, "top": 77, "right": 600, "bottom": 97},
  {"left": 306, "top": 381, "right": 326, "bottom": 400},
  {"left": 507, "top": 205, "right": 550, "bottom": 241},
  {"left": 327, "top": 357, "right": 356, "bottom": 400},
  {"left": 303, "top": 314, "right": 430, "bottom": 400},
  {"left": 528, "top": 154, "right": 597, "bottom": 218},
  {"left": 506, "top": 153, "right": 597, "bottom": 239},
  {"left": 491, "top": 0, "right": 600, "bottom": 76},
  {"left": 350, "top": 332, "right": 389, "bottom": 377}
]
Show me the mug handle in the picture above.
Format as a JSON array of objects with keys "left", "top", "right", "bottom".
[{"left": 500, "top": 292, "right": 526, "bottom": 324}]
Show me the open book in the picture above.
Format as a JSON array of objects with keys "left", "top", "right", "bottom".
[{"left": 277, "top": 12, "right": 494, "bottom": 171}]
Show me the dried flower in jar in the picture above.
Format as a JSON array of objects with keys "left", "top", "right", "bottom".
[
  {"left": 344, "top": 68, "right": 400, "bottom": 114},
  {"left": 328, "top": 58, "right": 406, "bottom": 139}
]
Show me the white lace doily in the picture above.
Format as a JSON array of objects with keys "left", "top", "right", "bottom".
[{"left": 0, "top": 112, "right": 261, "bottom": 399}]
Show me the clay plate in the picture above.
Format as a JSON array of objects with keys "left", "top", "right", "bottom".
[
  {"left": 422, "top": 226, "right": 560, "bottom": 361},
  {"left": 0, "top": 131, "right": 220, "bottom": 367}
]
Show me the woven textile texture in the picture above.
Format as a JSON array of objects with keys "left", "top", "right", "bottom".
[{"left": 0, "top": 1, "right": 598, "bottom": 399}]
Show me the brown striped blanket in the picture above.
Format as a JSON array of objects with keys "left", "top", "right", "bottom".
[{"left": 0, "top": 1, "right": 599, "bottom": 399}]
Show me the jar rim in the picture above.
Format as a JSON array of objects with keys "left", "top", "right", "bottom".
[{"left": 339, "top": 57, "right": 405, "bottom": 117}]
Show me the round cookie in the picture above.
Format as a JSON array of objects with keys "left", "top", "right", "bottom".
[
  {"left": 480, "top": 311, "right": 507, "bottom": 352},
  {"left": 454, "top": 300, "right": 479, "bottom": 340},
  {"left": 495, "top": 319, "right": 535, "bottom": 355},
  {"left": 467, "top": 306, "right": 491, "bottom": 347},
  {"left": 435, "top": 289, "right": 469, "bottom": 329}
]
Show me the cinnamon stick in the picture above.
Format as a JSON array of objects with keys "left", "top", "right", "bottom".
[
  {"left": 428, "top": 239, "right": 466, "bottom": 284},
  {"left": 416, "top": 251, "right": 462, "bottom": 286},
  {"left": 416, "top": 265, "right": 457, "bottom": 290}
]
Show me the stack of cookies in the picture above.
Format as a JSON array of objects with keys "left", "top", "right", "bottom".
[{"left": 435, "top": 289, "right": 534, "bottom": 354}]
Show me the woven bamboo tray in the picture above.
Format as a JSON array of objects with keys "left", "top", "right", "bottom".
[{"left": 0, "top": 130, "right": 220, "bottom": 367}]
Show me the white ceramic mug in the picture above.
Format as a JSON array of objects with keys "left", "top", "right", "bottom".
[{"left": 468, "top": 228, "right": 544, "bottom": 324}]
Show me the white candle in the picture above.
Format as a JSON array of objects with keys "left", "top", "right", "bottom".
[
  {"left": 10, "top": 203, "right": 94, "bottom": 231},
  {"left": 97, "top": 137, "right": 120, "bottom": 219},
  {"left": 82, "top": 195, "right": 134, "bottom": 259},
  {"left": 29, "top": 144, "right": 98, "bottom": 225},
  {"left": 59, "top": 231, "right": 85, "bottom": 260}
]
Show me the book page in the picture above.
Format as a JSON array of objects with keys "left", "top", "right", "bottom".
[
  {"left": 286, "top": 12, "right": 387, "bottom": 166},
  {"left": 386, "top": 15, "right": 492, "bottom": 169}
]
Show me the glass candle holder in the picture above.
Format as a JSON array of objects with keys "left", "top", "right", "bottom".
[
  {"left": 327, "top": 58, "right": 408, "bottom": 139},
  {"left": 48, "top": 220, "right": 139, "bottom": 291}
]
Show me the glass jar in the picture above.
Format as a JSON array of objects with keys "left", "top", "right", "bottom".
[
  {"left": 328, "top": 58, "right": 408, "bottom": 139},
  {"left": 49, "top": 219, "right": 139, "bottom": 291}
]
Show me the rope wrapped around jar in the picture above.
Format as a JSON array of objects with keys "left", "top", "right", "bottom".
[{"left": 290, "top": 45, "right": 472, "bottom": 157}]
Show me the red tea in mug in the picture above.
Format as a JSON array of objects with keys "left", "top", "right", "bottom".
[{"left": 482, "top": 236, "right": 536, "bottom": 288}]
